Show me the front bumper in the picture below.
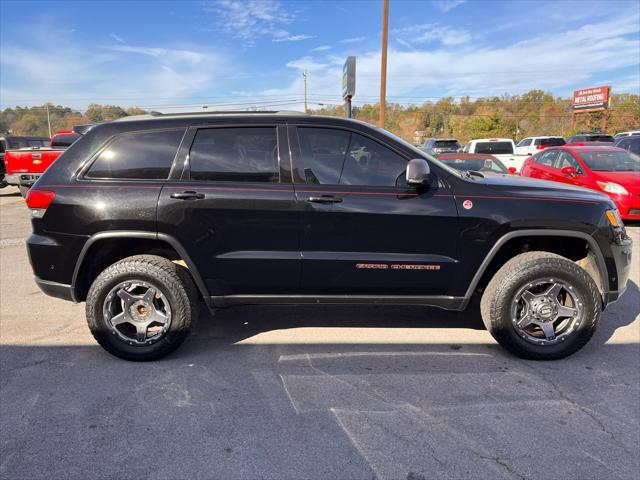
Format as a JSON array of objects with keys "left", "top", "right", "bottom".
[
  {"left": 609, "top": 193, "right": 640, "bottom": 221},
  {"left": 603, "top": 236, "right": 633, "bottom": 306}
]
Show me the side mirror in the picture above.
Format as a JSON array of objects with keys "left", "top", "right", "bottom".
[
  {"left": 561, "top": 166, "right": 575, "bottom": 177},
  {"left": 406, "top": 158, "right": 431, "bottom": 186},
  {"left": 508, "top": 167, "right": 517, "bottom": 174}
]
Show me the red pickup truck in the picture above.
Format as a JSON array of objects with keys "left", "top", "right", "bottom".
[{"left": 4, "top": 130, "right": 80, "bottom": 196}]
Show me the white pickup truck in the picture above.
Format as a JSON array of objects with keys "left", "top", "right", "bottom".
[{"left": 461, "top": 138, "right": 530, "bottom": 172}]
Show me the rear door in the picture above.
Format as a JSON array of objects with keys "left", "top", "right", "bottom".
[
  {"left": 290, "top": 125, "right": 459, "bottom": 295},
  {"left": 157, "top": 124, "right": 300, "bottom": 296}
]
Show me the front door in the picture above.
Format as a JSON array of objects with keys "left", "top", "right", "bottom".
[
  {"left": 157, "top": 124, "right": 300, "bottom": 296},
  {"left": 291, "top": 125, "right": 459, "bottom": 296}
]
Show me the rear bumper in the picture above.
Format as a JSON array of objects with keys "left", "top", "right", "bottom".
[
  {"left": 34, "top": 277, "right": 75, "bottom": 302},
  {"left": 4, "top": 173, "right": 41, "bottom": 186}
]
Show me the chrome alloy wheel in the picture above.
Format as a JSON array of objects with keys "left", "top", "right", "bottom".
[
  {"left": 510, "top": 279, "right": 583, "bottom": 346},
  {"left": 102, "top": 280, "right": 172, "bottom": 345}
]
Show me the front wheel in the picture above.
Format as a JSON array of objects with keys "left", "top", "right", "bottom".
[
  {"left": 86, "top": 255, "right": 199, "bottom": 361},
  {"left": 480, "top": 251, "right": 601, "bottom": 360}
]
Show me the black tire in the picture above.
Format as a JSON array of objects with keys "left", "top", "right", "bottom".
[
  {"left": 19, "top": 185, "right": 29, "bottom": 197},
  {"left": 480, "top": 251, "right": 601, "bottom": 360},
  {"left": 86, "top": 255, "right": 199, "bottom": 361}
]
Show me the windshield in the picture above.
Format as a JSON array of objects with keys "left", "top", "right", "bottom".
[
  {"left": 587, "top": 135, "right": 614, "bottom": 142},
  {"left": 537, "top": 137, "right": 565, "bottom": 146},
  {"left": 475, "top": 141, "right": 513, "bottom": 154},
  {"left": 580, "top": 150, "right": 640, "bottom": 172},
  {"left": 440, "top": 156, "right": 508, "bottom": 174}
]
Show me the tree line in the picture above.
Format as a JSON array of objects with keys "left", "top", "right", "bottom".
[{"left": 1, "top": 90, "right": 638, "bottom": 143}]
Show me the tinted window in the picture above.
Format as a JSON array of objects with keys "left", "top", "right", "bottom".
[
  {"left": 539, "top": 137, "right": 565, "bottom": 147},
  {"left": 475, "top": 142, "right": 513, "bottom": 154},
  {"left": 434, "top": 140, "right": 459, "bottom": 148},
  {"left": 579, "top": 150, "right": 640, "bottom": 172},
  {"left": 190, "top": 127, "right": 278, "bottom": 182},
  {"left": 0, "top": 140, "right": 5, "bottom": 153},
  {"left": 298, "top": 127, "right": 407, "bottom": 186},
  {"left": 51, "top": 133, "right": 81, "bottom": 148},
  {"left": 340, "top": 132, "right": 407, "bottom": 186},
  {"left": 590, "top": 135, "right": 615, "bottom": 142},
  {"left": 86, "top": 129, "right": 184, "bottom": 179}
]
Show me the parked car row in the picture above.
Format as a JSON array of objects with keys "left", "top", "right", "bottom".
[{"left": 422, "top": 131, "right": 639, "bottom": 174}]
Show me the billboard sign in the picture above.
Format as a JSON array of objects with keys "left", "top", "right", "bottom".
[
  {"left": 342, "top": 56, "right": 356, "bottom": 100},
  {"left": 572, "top": 86, "right": 610, "bottom": 111}
]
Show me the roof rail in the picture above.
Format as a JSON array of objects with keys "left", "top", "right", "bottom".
[{"left": 148, "top": 110, "right": 308, "bottom": 117}]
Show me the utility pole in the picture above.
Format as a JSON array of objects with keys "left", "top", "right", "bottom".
[
  {"left": 46, "top": 103, "right": 52, "bottom": 137},
  {"left": 303, "top": 71, "right": 308, "bottom": 113},
  {"left": 379, "top": 0, "right": 389, "bottom": 128}
]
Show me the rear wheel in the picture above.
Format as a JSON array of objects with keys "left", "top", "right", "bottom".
[
  {"left": 86, "top": 255, "right": 198, "bottom": 361},
  {"left": 480, "top": 251, "right": 601, "bottom": 360}
]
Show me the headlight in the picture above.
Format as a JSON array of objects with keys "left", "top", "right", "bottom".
[{"left": 596, "top": 181, "right": 629, "bottom": 195}]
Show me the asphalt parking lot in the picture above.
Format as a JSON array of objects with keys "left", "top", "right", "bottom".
[{"left": 1, "top": 185, "right": 639, "bottom": 480}]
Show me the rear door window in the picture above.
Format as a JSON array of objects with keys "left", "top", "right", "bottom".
[
  {"left": 189, "top": 127, "right": 279, "bottom": 182},
  {"left": 86, "top": 129, "right": 184, "bottom": 180}
]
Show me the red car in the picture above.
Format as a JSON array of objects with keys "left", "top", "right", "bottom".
[{"left": 520, "top": 145, "right": 640, "bottom": 220}]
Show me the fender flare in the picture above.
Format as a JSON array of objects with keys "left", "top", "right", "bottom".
[
  {"left": 462, "top": 229, "right": 609, "bottom": 305},
  {"left": 71, "top": 231, "right": 210, "bottom": 304}
]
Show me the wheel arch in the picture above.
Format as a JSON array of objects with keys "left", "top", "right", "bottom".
[
  {"left": 463, "top": 229, "right": 608, "bottom": 306},
  {"left": 71, "top": 231, "right": 209, "bottom": 304}
]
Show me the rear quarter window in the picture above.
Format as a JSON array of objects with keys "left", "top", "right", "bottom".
[{"left": 85, "top": 129, "right": 185, "bottom": 180}]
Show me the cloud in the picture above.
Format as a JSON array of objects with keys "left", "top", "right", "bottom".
[
  {"left": 312, "top": 45, "right": 332, "bottom": 52},
  {"left": 0, "top": 33, "right": 233, "bottom": 109},
  {"left": 251, "top": 12, "right": 640, "bottom": 109},
  {"left": 273, "top": 34, "right": 313, "bottom": 42},
  {"left": 393, "top": 24, "right": 471, "bottom": 46},
  {"left": 432, "top": 0, "right": 465, "bottom": 12},
  {"left": 110, "top": 33, "right": 126, "bottom": 44},
  {"left": 340, "top": 36, "right": 366, "bottom": 44},
  {"left": 207, "top": 0, "right": 310, "bottom": 43}
]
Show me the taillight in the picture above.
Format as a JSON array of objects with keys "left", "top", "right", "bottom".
[
  {"left": 536, "top": 145, "right": 546, "bottom": 150},
  {"left": 25, "top": 189, "right": 55, "bottom": 218}
]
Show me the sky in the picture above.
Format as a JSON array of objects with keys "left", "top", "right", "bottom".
[{"left": 0, "top": 0, "right": 639, "bottom": 112}]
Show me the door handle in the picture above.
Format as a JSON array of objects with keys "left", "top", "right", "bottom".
[
  {"left": 170, "top": 191, "right": 205, "bottom": 200},
  {"left": 306, "top": 195, "right": 342, "bottom": 204}
]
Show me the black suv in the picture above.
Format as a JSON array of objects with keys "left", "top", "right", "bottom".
[{"left": 26, "top": 112, "right": 632, "bottom": 361}]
